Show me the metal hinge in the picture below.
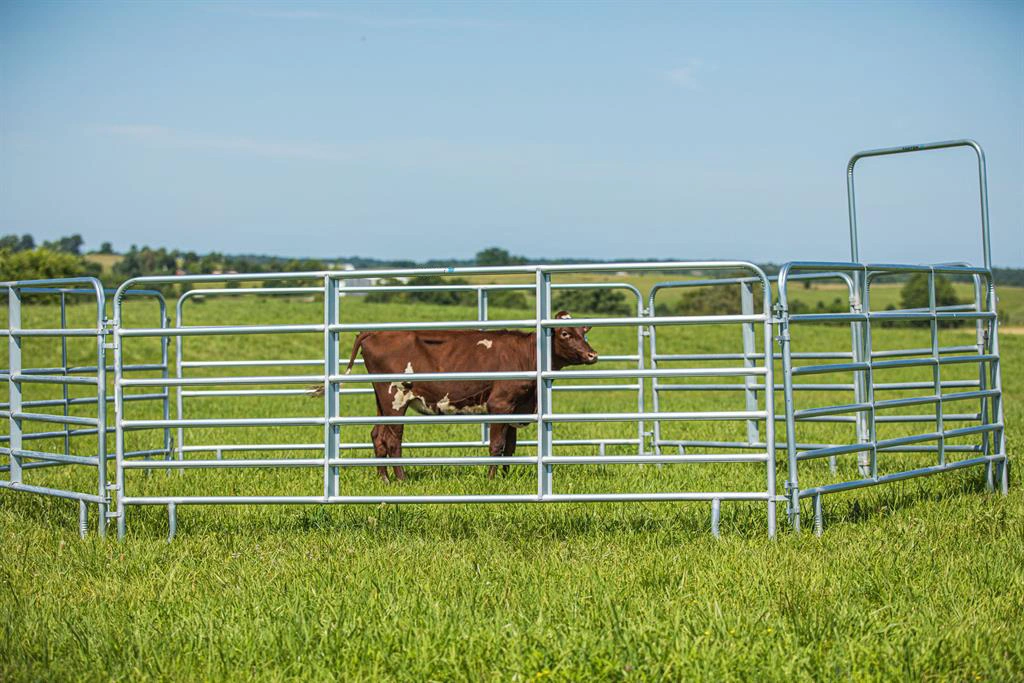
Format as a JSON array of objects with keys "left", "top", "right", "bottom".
[{"left": 102, "top": 320, "right": 118, "bottom": 349}]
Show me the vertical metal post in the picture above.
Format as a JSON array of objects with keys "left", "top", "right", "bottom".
[
  {"left": 536, "top": 271, "right": 552, "bottom": 498},
  {"left": 974, "top": 275, "right": 991, "bottom": 462},
  {"left": 160, "top": 299, "right": 171, "bottom": 461},
  {"left": 861, "top": 278, "right": 878, "bottom": 480},
  {"left": 323, "top": 276, "right": 339, "bottom": 498},
  {"left": 813, "top": 494, "right": 823, "bottom": 537},
  {"left": 928, "top": 271, "right": 945, "bottom": 467},
  {"left": 95, "top": 301, "right": 108, "bottom": 538},
  {"left": 740, "top": 283, "right": 759, "bottom": 447},
  {"left": 60, "top": 292, "right": 71, "bottom": 456},
  {"left": 851, "top": 276, "right": 871, "bottom": 478},
  {"left": 167, "top": 502, "right": 177, "bottom": 542},
  {"left": 711, "top": 498, "right": 721, "bottom": 538},
  {"left": 648, "top": 302, "right": 662, "bottom": 455},
  {"left": 847, "top": 159, "right": 860, "bottom": 264},
  {"left": 477, "top": 288, "right": 489, "bottom": 446},
  {"left": 113, "top": 302, "right": 126, "bottom": 540},
  {"left": 635, "top": 290, "right": 645, "bottom": 455},
  {"left": 761, "top": 280, "right": 778, "bottom": 539},
  {"left": 79, "top": 500, "right": 88, "bottom": 539},
  {"left": 175, "top": 297, "right": 185, "bottom": 462},
  {"left": 7, "top": 286, "right": 22, "bottom": 483},
  {"left": 987, "top": 276, "right": 1008, "bottom": 495},
  {"left": 778, "top": 311, "right": 800, "bottom": 533}
]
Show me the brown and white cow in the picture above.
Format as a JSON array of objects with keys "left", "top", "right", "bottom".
[{"left": 320, "top": 311, "right": 598, "bottom": 482}]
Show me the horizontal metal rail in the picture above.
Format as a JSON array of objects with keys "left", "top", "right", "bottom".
[
  {"left": 794, "top": 403, "right": 873, "bottom": 419},
  {"left": 797, "top": 423, "right": 1002, "bottom": 461},
  {"left": 792, "top": 362, "right": 870, "bottom": 376},
  {"left": 122, "top": 375, "right": 323, "bottom": 387},
  {"left": 180, "top": 388, "right": 338, "bottom": 397},
  {"left": 7, "top": 328, "right": 102, "bottom": 337},
  {"left": 654, "top": 380, "right": 980, "bottom": 393},
  {"left": 121, "top": 491, "right": 777, "bottom": 506},
  {"left": 790, "top": 311, "right": 994, "bottom": 323},
  {"left": 0, "top": 447, "right": 97, "bottom": 466},
  {"left": 121, "top": 453, "right": 768, "bottom": 469},
  {"left": 8, "top": 411, "right": 99, "bottom": 426},
  {"left": 327, "top": 367, "right": 764, "bottom": 384},
  {"left": 0, "top": 480, "right": 107, "bottom": 503},
  {"left": 120, "top": 324, "right": 323, "bottom": 337},
  {"left": 658, "top": 439, "right": 982, "bottom": 454},
  {"left": 2, "top": 374, "right": 99, "bottom": 385},
  {"left": 177, "top": 437, "right": 642, "bottom": 453},
  {"left": 181, "top": 359, "right": 327, "bottom": 368},
  {"left": 1, "top": 393, "right": 165, "bottom": 411},
  {"left": 797, "top": 456, "right": 1002, "bottom": 499},
  {"left": 0, "top": 363, "right": 166, "bottom": 375},
  {"left": 122, "top": 417, "right": 325, "bottom": 430}
]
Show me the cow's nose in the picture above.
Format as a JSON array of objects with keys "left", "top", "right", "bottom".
[{"left": 587, "top": 352, "right": 598, "bottom": 362}]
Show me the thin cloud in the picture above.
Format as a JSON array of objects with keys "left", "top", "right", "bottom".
[
  {"left": 666, "top": 59, "right": 705, "bottom": 89},
  {"left": 250, "top": 9, "right": 333, "bottom": 20},
  {"left": 92, "top": 124, "right": 349, "bottom": 163},
  {"left": 210, "top": 4, "right": 514, "bottom": 30}
]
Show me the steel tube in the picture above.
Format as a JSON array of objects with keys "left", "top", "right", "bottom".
[
  {"left": 8, "top": 328, "right": 102, "bottom": 337},
  {"left": 121, "top": 491, "right": 775, "bottom": 506},
  {"left": 1, "top": 448, "right": 97, "bottom": 466},
  {"left": 12, "top": 412, "right": 98, "bottom": 427},
  {"left": 798, "top": 456, "right": 1001, "bottom": 499},
  {"left": 0, "top": 480, "right": 106, "bottom": 504},
  {"left": 123, "top": 417, "right": 325, "bottom": 430},
  {"left": 123, "top": 375, "right": 323, "bottom": 387},
  {"left": 122, "top": 324, "right": 323, "bottom": 337}
]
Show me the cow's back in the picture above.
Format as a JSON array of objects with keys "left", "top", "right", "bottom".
[{"left": 358, "top": 330, "right": 535, "bottom": 374}]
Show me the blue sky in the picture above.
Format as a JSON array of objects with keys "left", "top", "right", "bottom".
[{"left": 1, "top": 1, "right": 1021, "bottom": 266}]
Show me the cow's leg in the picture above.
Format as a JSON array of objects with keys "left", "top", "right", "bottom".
[
  {"left": 371, "top": 425, "right": 390, "bottom": 483},
  {"left": 503, "top": 426, "right": 517, "bottom": 475},
  {"left": 487, "top": 423, "right": 508, "bottom": 480},
  {"left": 370, "top": 380, "right": 410, "bottom": 482},
  {"left": 389, "top": 423, "right": 408, "bottom": 481}
]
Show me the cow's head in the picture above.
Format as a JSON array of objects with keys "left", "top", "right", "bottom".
[{"left": 551, "top": 311, "right": 598, "bottom": 367}]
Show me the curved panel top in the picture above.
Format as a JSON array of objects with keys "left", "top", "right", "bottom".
[{"left": 845, "top": 139, "right": 991, "bottom": 270}]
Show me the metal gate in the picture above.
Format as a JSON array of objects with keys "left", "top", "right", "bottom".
[
  {"left": 109, "top": 261, "right": 781, "bottom": 539},
  {"left": 1, "top": 279, "right": 169, "bottom": 536},
  {"left": 0, "top": 138, "right": 1010, "bottom": 540}
]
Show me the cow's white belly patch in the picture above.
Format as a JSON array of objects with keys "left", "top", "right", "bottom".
[
  {"left": 388, "top": 365, "right": 488, "bottom": 415},
  {"left": 477, "top": 339, "right": 493, "bottom": 349},
  {"left": 388, "top": 362, "right": 418, "bottom": 411},
  {"left": 436, "top": 394, "right": 488, "bottom": 415}
]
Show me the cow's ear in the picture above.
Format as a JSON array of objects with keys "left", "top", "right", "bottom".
[{"left": 555, "top": 310, "right": 571, "bottom": 319}]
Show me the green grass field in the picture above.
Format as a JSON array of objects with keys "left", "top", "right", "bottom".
[{"left": 1, "top": 280, "right": 1021, "bottom": 681}]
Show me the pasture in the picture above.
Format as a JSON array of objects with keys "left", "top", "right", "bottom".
[{"left": 1, "top": 280, "right": 1022, "bottom": 681}]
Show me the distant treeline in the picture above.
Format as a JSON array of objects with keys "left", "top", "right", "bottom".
[{"left": 2, "top": 233, "right": 1023, "bottom": 291}]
